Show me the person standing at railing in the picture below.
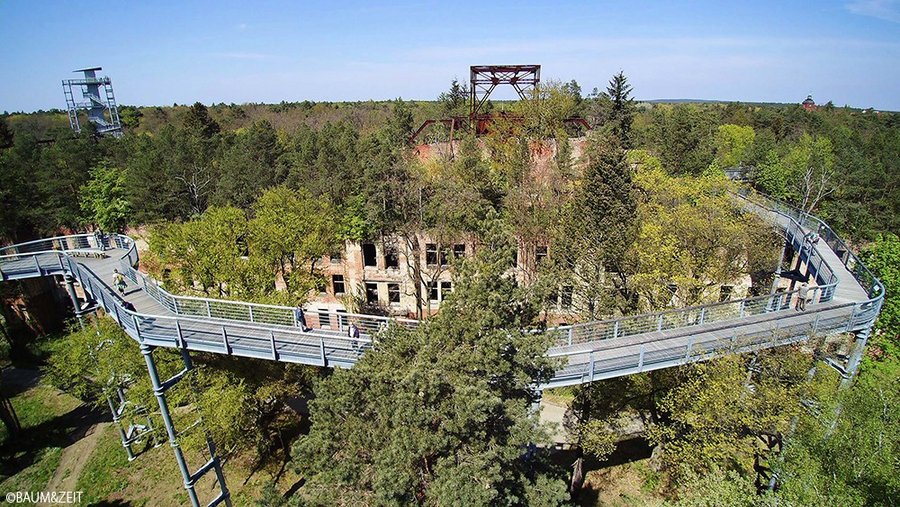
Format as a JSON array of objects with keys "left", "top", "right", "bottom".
[
  {"left": 295, "top": 305, "right": 311, "bottom": 332},
  {"left": 94, "top": 229, "right": 107, "bottom": 252},
  {"left": 113, "top": 269, "right": 127, "bottom": 296},
  {"left": 797, "top": 282, "right": 809, "bottom": 311},
  {"left": 348, "top": 322, "right": 361, "bottom": 354}
]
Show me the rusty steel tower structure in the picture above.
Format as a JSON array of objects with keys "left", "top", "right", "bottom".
[
  {"left": 410, "top": 64, "right": 589, "bottom": 144},
  {"left": 62, "top": 67, "right": 123, "bottom": 137},
  {"left": 469, "top": 64, "right": 540, "bottom": 119}
]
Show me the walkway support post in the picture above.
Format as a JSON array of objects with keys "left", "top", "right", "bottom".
[
  {"left": 140, "top": 344, "right": 231, "bottom": 507},
  {"left": 843, "top": 325, "right": 873, "bottom": 387},
  {"left": 770, "top": 239, "right": 788, "bottom": 295},
  {"left": 106, "top": 386, "right": 158, "bottom": 462},
  {"left": 64, "top": 275, "right": 83, "bottom": 328},
  {"left": 106, "top": 394, "right": 136, "bottom": 461}
]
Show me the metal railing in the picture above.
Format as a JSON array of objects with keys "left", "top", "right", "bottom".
[
  {"left": 0, "top": 187, "right": 884, "bottom": 386},
  {"left": 112, "top": 236, "right": 418, "bottom": 337},
  {"left": 549, "top": 195, "right": 843, "bottom": 348},
  {"left": 737, "top": 189, "right": 884, "bottom": 302},
  {"left": 66, "top": 255, "right": 375, "bottom": 368},
  {"left": 542, "top": 302, "right": 859, "bottom": 388},
  {"left": 550, "top": 283, "right": 835, "bottom": 348},
  {"left": 0, "top": 234, "right": 383, "bottom": 368}
]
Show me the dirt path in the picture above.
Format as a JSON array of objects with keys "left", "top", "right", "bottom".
[
  {"left": 540, "top": 399, "right": 571, "bottom": 444},
  {"left": 1, "top": 367, "right": 109, "bottom": 501},
  {"left": 43, "top": 421, "right": 108, "bottom": 494}
]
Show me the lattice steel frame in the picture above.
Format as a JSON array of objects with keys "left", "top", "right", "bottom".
[
  {"left": 62, "top": 67, "right": 123, "bottom": 137},
  {"left": 469, "top": 64, "right": 541, "bottom": 119}
]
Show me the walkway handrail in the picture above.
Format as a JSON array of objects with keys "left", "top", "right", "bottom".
[
  {"left": 549, "top": 282, "right": 836, "bottom": 347},
  {"left": 110, "top": 234, "right": 418, "bottom": 336},
  {"left": 0, "top": 233, "right": 99, "bottom": 257},
  {"left": 63, "top": 255, "right": 375, "bottom": 368},
  {"left": 112, "top": 189, "right": 848, "bottom": 349},
  {"left": 0, "top": 187, "right": 884, "bottom": 383},
  {"left": 737, "top": 188, "right": 885, "bottom": 303},
  {"left": 548, "top": 192, "right": 849, "bottom": 347}
]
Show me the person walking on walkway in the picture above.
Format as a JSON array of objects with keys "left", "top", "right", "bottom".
[
  {"left": 113, "top": 269, "right": 127, "bottom": 295},
  {"left": 295, "top": 305, "right": 311, "bottom": 332},
  {"left": 796, "top": 282, "right": 809, "bottom": 311}
]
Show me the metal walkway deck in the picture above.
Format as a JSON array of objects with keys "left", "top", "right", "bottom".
[{"left": 0, "top": 192, "right": 884, "bottom": 389}]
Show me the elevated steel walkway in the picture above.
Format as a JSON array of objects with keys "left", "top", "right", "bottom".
[
  {"left": 0, "top": 191, "right": 883, "bottom": 507},
  {"left": 0, "top": 192, "right": 883, "bottom": 388}
]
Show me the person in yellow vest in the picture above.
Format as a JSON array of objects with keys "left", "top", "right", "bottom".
[{"left": 113, "top": 269, "right": 127, "bottom": 295}]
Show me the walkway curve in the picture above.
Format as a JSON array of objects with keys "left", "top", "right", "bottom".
[{"left": 0, "top": 191, "right": 884, "bottom": 389}]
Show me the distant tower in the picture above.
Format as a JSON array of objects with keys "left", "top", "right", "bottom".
[
  {"left": 62, "top": 67, "right": 123, "bottom": 137},
  {"left": 802, "top": 94, "right": 816, "bottom": 111}
]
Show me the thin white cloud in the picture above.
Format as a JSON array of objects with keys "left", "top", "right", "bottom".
[
  {"left": 212, "top": 52, "right": 275, "bottom": 60},
  {"left": 402, "top": 36, "right": 900, "bottom": 62},
  {"left": 846, "top": 0, "right": 900, "bottom": 22},
  {"left": 237, "top": 23, "right": 248, "bottom": 31}
]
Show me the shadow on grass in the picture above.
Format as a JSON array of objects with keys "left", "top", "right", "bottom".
[
  {"left": 549, "top": 436, "right": 653, "bottom": 505},
  {"left": 0, "top": 402, "right": 107, "bottom": 480},
  {"left": 0, "top": 366, "right": 41, "bottom": 399}
]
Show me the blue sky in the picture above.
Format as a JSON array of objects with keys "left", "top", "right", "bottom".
[{"left": 1, "top": 0, "right": 899, "bottom": 112}]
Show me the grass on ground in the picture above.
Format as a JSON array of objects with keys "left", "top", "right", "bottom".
[
  {"left": 76, "top": 410, "right": 303, "bottom": 506},
  {"left": 578, "top": 460, "right": 667, "bottom": 507},
  {"left": 0, "top": 374, "right": 83, "bottom": 495},
  {"left": 543, "top": 386, "right": 576, "bottom": 407},
  {"left": 0, "top": 446, "right": 63, "bottom": 495}
]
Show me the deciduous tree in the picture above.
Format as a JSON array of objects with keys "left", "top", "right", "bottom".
[{"left": 79, "top": 165, "right": 131, "bottom": 231}]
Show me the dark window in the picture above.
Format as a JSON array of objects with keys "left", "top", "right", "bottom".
[
  {"left": 319, "top": 309, "right": 331, "bottom": 327},
  {"left": 336, "top": 309, "right": 347, "bottom": 328},
  {"left": 388, "top": 283, "right": 400, "bottom": 304},
  {"left": 332, "top": 275, "right": 345, "bottom": 295},
  {"left": 362, "top": 243, "right": 377, "bottom": 267},
  {"left": 365, "top": 282, "right": 379, "bottom": 304},
  {"left": 535, "top": 246, "right": 548, "bottom": 265},
  {"left": 548, "top": 289, "right": 559, "bottom": 307},
  {"left": 689, "top": 286, "right": 703, "bottom": 302},
  {"left": 441, "top": 281, "right": 452, "bottom": 300},
  {"left": 426, "top": 243, "right": 438, "bottom": 266},
  {"left": 561, "top": 286, "right": 573, "bottom": 309},
  {"left": 429, "top": 283, "right": 439, "bottom": 301},
  {"left": 440, "top": 247, "right": 450, "bottom": 267},
  {"left": 237, "top": 236, "right": 249, "bottom": 257},
  {"left": 384, "top": 245, "right": 399, "bottom": 269},
  {"left": 719, "top": 285, "right": 733, "bottom": 302},
  {"left": 453, "top": 244, "right": 466, "bottom": 259},
  {"left": 512, "top": 248, "right": 519, "bottom": 268},
  {"left": 667, "top": 283, "right": 678, "bottom": 305},
  {"left": 329, "top": 251, "right": 342, "bottom": 263}
]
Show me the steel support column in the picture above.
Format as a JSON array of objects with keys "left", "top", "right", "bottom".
[
  {"left": 106, "top": 386, "right": 157, "bottom": 462},
  {"left": 107, "top": 392, "right": 136, "bottom": 461},
  {"left": 64, "top": 275, "right": 84, "bottom": 328},
  {"left": 529, "top": 387, "right": 542, "bottom": 415},
  {"left": 843, "top": 325, "right": 872, "bottom": 387},
  {"left": 140, "top": 344, "right": 231, "bottom": 507},
  {"left": 770, "top": 239, "right": 789, "bottom": 295}
]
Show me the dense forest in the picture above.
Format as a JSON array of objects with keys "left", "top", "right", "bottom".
[{"left": 1, "top": 74, "right": 898, "bottom": 505}]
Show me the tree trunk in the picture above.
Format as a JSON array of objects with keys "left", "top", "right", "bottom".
[{"left": 569, "top": 454, "right": 585, "bottom": 499}]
